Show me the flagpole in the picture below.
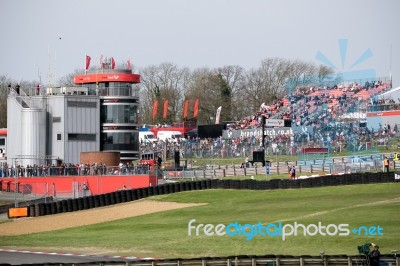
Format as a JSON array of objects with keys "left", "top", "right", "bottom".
[{"left": 389, "top": 44, "right": 392, "bottom": 88}]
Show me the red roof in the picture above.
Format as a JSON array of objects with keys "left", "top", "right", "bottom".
[{"left": 0, "top": 129, "right": 7, "bottom": 136}]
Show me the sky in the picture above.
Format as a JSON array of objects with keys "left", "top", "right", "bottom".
[{"left": 1, "top": 0, "right": 399, "bottom": 88}]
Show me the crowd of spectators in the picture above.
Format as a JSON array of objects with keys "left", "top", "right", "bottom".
[{"left": 0, "top": 162, "right": 151, "bottom": 178}]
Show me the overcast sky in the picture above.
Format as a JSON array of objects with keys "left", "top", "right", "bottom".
[{"left": 1, "top": 0, "right": 399, "bottom": 87}]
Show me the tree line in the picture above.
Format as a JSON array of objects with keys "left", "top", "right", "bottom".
[{"left": 0, "top": 57, "right": 333, "bottom": 128}]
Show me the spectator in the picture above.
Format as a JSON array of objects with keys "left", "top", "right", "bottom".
[{"left": 369, "top": 244, "right": 380, "bottom": 266}]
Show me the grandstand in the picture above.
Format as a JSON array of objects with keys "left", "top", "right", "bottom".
[{"left": 220, "top": 78, "right": 396, "bottom": 160}]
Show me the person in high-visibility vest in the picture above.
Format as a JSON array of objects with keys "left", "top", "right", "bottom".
[
  {"left": 394, "top": 153, "right": 399, "bottom": 161},
  {"left": 383, "top": 157, "right": 389, "bottom": 172}
]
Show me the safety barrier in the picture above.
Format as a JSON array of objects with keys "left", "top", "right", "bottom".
[
  {"left": 123, "top": 254, "right": 399, "bottom": 266},
  {"left": 12, "top": 171, "right": 395, "bottom": 218}
]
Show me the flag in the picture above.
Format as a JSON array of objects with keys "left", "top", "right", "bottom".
[
  {"left": 111, "top": 57, "right": 115, "bottom": 69},
  {"left": 163, "top": 100, "right": 169, "bottom": 118},
  {"left": 193, "top": 99, "right": 199, "bottom": 118},
  {"left": 85, "top": 55, "right": 91, "bottom": 70},
  {"left": 127, "top": 58, "right": 131, "bottom": 70},
  {"left": 152, "top": 100, "right": 158, "bottom": 119},
  {"left": 215, "top": 106, "right": 222, "bottom": 124},
  {"left": 183, "top": 99, "right": 189, "bottom": 118}
]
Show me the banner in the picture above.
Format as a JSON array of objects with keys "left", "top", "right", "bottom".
[
  {"left": 152, "top": 100, "right": 158, "bottom": 119},
  {"left": 85, "top": 55, "right": 91, "bottom": 70},
  {"left": 215, "top": 106, "right": 222, "bottom": 124},
  {"left": 193, "top": 99, "right": 199, "bottom": 118},
  {"left": 183, "top": 100, "right": 189, "bottom": 118},
  {"left": 163, "top": 100, "right": 169, "bottom": 118},
  {"left": 223, "top": 127, "right": 293, "bottom": 139}
]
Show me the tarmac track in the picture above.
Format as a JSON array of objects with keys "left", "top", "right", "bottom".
[{"left": 0, "top": 249, "right": 146, "bottom": 265}]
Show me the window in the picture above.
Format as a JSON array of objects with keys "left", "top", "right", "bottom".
[
  {"left": 57, "top": 134, "right": 62, "bottom": 141},
  {"left": 68, "top": 134, "right": 96, "bottom": 141},
  {"left": 0, "top": 139, "right": 5, "bottom": 145},
  {"left": 53, "top": 117, "right": 61, "bottom": 123}
]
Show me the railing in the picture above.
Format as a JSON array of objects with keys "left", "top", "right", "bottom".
[
  {"left": 164, "top": 160, "right": 399, "bottom": 179},
  {"left": 1, "top": 164, "right": 152, "bottom": 178},
  {"left": 117, "top": 254, "right": 398, "bottom": 266}
]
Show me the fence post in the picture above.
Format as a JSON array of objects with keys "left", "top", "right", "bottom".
[
  {"left": 244, "top": 167, "right": 247, "bottom": 176},
  {"left": 233, "top": 165, "right": 236, "bottom": 176},
  {"left": 311, "top": 164, "right": 313, "bottom": 174},
  {"left": 223, "top": 169, "right": 226, "bottom": 177}
]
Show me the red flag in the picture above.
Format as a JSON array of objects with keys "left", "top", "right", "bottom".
[
  {"left": 152, "top": 100, "right": 158, "bottom": 119},
  {"left": 127, "top": 58, "right": 131, "bottom": 70},
  {"left": 85, "top": 55, "right": 91, "bottom": 70},
  {"left": 111, "top": 57, "right": 115, "bottom": 69},
  {"left": 183, "top": 100, "right": 189, "bottom": 118},
  {"left": 193, "top": 99, "right": 199, "bottom": 118},
  {"left": 163, "top": 100, "right": 169, "bottom": 118}
]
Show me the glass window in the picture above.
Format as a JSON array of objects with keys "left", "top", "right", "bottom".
[
  {"left": 101, "top": 105, "right": 138, "bottom": 124},
  {"left": 101, "top": 131, "right": 139, "bottom": 151},
  {"left": 68, "top": 134, "right": 96, "bottom": 141}
]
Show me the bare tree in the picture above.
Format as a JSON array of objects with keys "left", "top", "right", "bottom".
[{"left": 139, "top": 63, "right": 190, "bottom": 124}]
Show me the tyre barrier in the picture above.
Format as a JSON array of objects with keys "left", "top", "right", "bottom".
[
  {"left": 72, "top": 198, "right": 78, "bottom": 212},
  {"left": 29, "top": 204, "right": 35, "bottom": 217},
  {"left": 174, "top": 182, "right": 181, "bottom": 193},
  {"left": 56, "top": 201, "right": 63, "bottom": 214},
  {"left": 147, "top": 187, "right": 154, "bottom": 197},
  {"left": 115, "top": 191, "right": 122, "bottom": 204},
  {"left": 61, "top": 200, "right": 68, "bottom": 213},
  {"left": 94, "top": 195, "right": 100, "bottom": 207},
  {"left": 131, "top": 189, "right": 138, "bottom": 200},
  {"left": 190, "top": 181, "right": 196, "bottom": 190},
  {"left": 152, "top": 186, "right": 159, "bottom": 196},
  {"left": 34, "top": 203, "right": 40, "bottom": 217},
  {"left": 29, "top": 172, "right": 396, "bottom": 217},
  {"left": 110, "top": 192, "right": 116, "bottom": 205},
  {"left": 77, "top": 197, "right": 84, "bottom": 210},
  {"left": 164, "top": 184, "right": 170, "bottom": 194},
  {"left": 120, "top": 190, "right": 128, "bottom": 202},
  {"left": 82, "top": 197, "right": 90, "bottom": 210},
  {"left": 137, "top": 188, "right": 143, "bottom": 199},
  {"left": 144, "top": 187, "right": 150, "bottom": 197},
  {"left": 104, "top": 193, "right": 111, "bottom": 205},
  {"left": 185, "top": 181, "right": 192, "bottom": 191},
  {"left": 168, "top": 183, "right": 175, "bottom": 194},
  {"left": 67, "top": 199, "right": 73, "bottom": 212},
  {"left": 45, "top": 202, "right": 52, "bottom": 215}
]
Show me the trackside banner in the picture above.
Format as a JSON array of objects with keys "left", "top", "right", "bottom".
[{"left": 222, "top": 126, "right": 315, "bottom": 139}]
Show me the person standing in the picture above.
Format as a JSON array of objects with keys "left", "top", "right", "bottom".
[
  {"left": 290, "top": 165, "right": 296, "bottom": 179},
  {"left": 370, "top": 245, "right": 380, "bottom": 266},
  {"left": 383, "top": 157, "right": 389, "bottom": 172}
]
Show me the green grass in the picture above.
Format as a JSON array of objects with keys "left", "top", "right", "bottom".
[{"left": 0, "top": 183, "right": 399, "bottom": 258}]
